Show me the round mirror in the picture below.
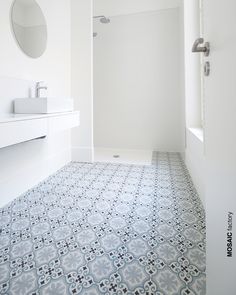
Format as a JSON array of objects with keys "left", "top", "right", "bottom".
[{"left": 11, "top": 0, "right": 47, "bottom": 58}]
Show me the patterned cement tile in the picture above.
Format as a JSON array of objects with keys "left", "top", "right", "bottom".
[{"left": 0, "top": 152, "right": 206, "bottom": 295}]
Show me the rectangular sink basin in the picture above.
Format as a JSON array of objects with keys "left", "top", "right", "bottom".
[{"left": 14, "top": 98, "right": 73, "bottom": 114}]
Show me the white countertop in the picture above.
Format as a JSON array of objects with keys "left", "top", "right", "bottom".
[{"left": 0, "top": 111, "right": 79, "bottom": 124}]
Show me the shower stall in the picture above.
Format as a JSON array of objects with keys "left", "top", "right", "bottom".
[{"left": 93, "top": 5, "right": 185, "bottom": 164}]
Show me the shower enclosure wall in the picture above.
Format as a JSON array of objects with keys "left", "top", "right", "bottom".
[{"left": 93, "top": 7, "right": 185, "bottom": 163}]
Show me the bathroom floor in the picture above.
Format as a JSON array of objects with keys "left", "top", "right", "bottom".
[{"left": 0, "top": 152, "right": 206, "bottom": 295}]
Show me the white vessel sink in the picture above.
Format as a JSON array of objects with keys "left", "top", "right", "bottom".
[{"left": 14, "top": 97, "right": 73, "bottom": 114}]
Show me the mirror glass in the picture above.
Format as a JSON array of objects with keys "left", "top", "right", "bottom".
[{"left": 11, "top": 0, "right": 47, "bottom": 58}]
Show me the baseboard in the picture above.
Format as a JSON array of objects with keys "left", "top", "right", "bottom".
[
  {"left": 72, "top": 146, "right": 94, "bottom": 163},
  {"left": 0, "top": 149, "right": 71, "bottom": 208}
]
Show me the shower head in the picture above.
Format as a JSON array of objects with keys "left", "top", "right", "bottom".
[
  {"left": 93, "top": 32, "right": 98, "bottom": 38},
  {"left": 93, "top": 15, "right": 110, "bottom": 24},
  {"left": 100, "top": 17, "right": 110, "bottom": 24}
]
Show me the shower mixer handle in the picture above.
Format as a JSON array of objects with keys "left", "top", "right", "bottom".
[{"left": 192, "top": 38, "right": 210, "bottom": 56}]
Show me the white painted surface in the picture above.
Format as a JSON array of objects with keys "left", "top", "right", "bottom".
[
  {"left": 94, "top": 0, "right": 181, "bottom": 17},
  {"left": 94, "top": 148, "right": 152, "bottom": 165},
  {"left": 0, "top": 112, "right": 79, "bottom": 149},
  {"left": 185, "top": 128, "right": 205, "bottom": 205},
  {"left": 0, "top": 111, "right": 78, "bottom": 123},
  {"left": 94, "top": 9, "right": 184, "bottom": 152},
  {"left": 0, "top": 77, "right": 35, "bottom": 113},
  {"left": 0, "top": 133, "right": 71, "bottom": 208},
  {"left": 183, "top": 0, "right": 205, "bottom": 206},
  {"left": 0, "top": 0, "right": 71, "bottom": 207},
  {"left": 203, "top": 0, "right": 236, "bottom": 293},
  {"left": 184, "top": 0, "right": 201, "bottom": 128},
  {"left": 72, "top": 146, "right": 94, "bottom": 163},
  {"left": 188, "top": 127, "right": 203, "bottom": 142},
  {"left": 0, "top": 1, "right": 71, "bottom": 94},
  {"left": 71, "top": 0, "right": 94, "bottom": 162},
  {"left": 0, "top": 118, "right": 47, "bottom": 149},
  {"left": 47, "top": 112, "right": 80, "bottom": 135}
]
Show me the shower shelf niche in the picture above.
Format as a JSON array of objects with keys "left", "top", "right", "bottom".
[{"left": 0, "top": 111, "right": 80, "bottom": 149}]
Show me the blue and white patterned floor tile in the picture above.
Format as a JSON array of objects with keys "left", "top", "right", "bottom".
[{"left": 0, "top": 152, "right": 206, "bottom": 295}]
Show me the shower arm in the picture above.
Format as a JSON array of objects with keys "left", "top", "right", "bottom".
[
  {"left": 93, "top": 15, "right": 105, "bottom": 19},
  {"left": 93, "top": 15, "right": 110, "bottom": 22}
]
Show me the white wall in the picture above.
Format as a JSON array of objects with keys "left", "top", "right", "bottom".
[
  {"left": 0, "top": 0, "right": 71, "bottom": 207},
  {"left": 185, "top": 129, "right": 205, "bottom": 199},
  {"left": 94, "top": 0, "right": 181, "bottom": 16},
  {"left": 203, "top": 0, "right": 236, "bottom": 293},
  {"left": 94, "top": 8, "right": 185, "bottom": 152},
  {"left": 71, "top": 0, "right": 94, "bottom": 162},
  {"left": 183, "top": 0, "right": 205, "bottom": 206},
  {"left": 184, "top": 0, "right": 201, "bottom": 127}
]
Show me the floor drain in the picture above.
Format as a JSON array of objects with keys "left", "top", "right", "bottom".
[{"left": 113, "top": 155, "right": 120, "bottom": 158}]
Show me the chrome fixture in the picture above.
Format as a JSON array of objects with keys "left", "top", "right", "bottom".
[
  {"left": 36, "top": 81, "right": 47, "bottom": 98},
  {"left": 100, "top": 16, "right": 110, "bottom": 24},
  {"left": 93, "top": 15, "right": 110, "bottom": 38},
  {"left": 204, "top": 61, "right": 210, "bottom": 76},
  {"left": 93, "top": 15, "right": 110, "bottom": 24},
  {"left": 192, "top": 38, "right": 210, "bottom": 56}
]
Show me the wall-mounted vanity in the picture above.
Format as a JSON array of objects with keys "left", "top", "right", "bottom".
[{"left": 0, "top": 111, "right": 80, "bottom": 149}]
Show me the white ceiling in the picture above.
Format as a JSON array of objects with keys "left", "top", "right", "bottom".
[{"left": 93, "top": 0, "right": 182, "bottom": 17}]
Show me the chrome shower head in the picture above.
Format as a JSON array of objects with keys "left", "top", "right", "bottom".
[
  {"left": 93, "top": 15, "right": 110, "bottom": 24},
  {"left": 100, "top": 17, "right": 110, "bottom": 24}
]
